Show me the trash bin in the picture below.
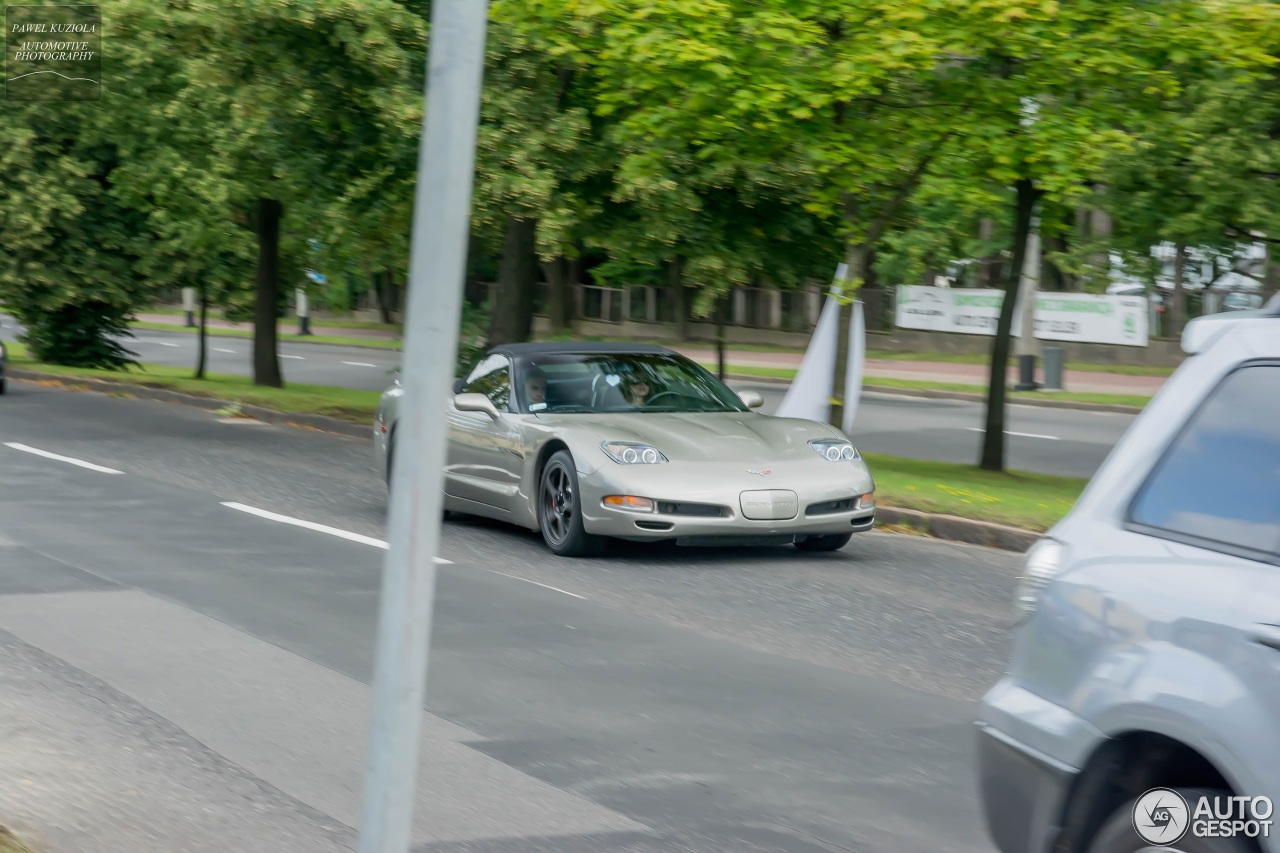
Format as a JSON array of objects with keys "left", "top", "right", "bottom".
[{"left": 1043, "top": 346, "right": 1065, "bottom": 390}]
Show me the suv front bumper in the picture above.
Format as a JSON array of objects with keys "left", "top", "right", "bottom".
[
  {"left": 976, "top": 722, "right": 1075, "bottom": 853},
  {"left": 977, "top": 680, "right": 1101, "bottom": 853}
]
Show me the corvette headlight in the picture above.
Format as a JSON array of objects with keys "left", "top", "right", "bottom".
[
  {"left": 601, "top": 441, "right": 668, "bottom": 464},
  {"left": 809, "top": 438, "right": 858, "bottom": 461}
]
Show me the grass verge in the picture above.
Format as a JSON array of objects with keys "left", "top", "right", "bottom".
[
  {"left": 12, "top": 345, "right": 1084, "bottom": 531},
  {"left": 864, "top": 452, "right": 1084, "bottom": 531},
  {"left": 0, "top": 827, "right": 35, "bottom": 853},
  {"left": 9, "top": 344, "right": 385, "bottom": 422},
  {"left": 131, "top": 321, "right": 401, "bottom": 350}
]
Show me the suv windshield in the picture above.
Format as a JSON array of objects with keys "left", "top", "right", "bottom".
[{"left": 514, "top": 352, "right": 748, "bottom": 414}]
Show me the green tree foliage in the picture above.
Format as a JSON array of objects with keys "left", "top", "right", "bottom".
[{"left": 0, "top": 109, "right": 153, "bottom": 368}]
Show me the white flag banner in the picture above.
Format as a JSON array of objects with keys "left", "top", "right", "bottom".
[
  {"left": 775, "top": 295, "right": 839, "bottom": 424},
  {"left": 775, "top": 277, "right": 867, "bottom": 436},
  {"left": 842, "top": 300, "right": 866, "bottom": 436}
]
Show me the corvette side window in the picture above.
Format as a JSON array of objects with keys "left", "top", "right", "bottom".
[{"left": 463, "top": 355, "right": 511, "bottom": 412}]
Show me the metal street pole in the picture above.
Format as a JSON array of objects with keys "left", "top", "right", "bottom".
[
  {"left": 1014, "top": 214, "right": 1042, "bottom": 391},
  {"left": 296, "top": 287, "right": 312, "bottom": 336},
  {"left": 355, "top": 0, "right": 489, "bottom": 848}
]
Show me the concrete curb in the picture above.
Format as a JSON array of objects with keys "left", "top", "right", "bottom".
[
  {"left": 873, "top": 506, "right": 1039, "bottom": 553},
  {"left": 14, "top": 371, "right": 1041, "bottom": 553}
]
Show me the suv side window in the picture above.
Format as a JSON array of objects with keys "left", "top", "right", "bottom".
[
  {"left": 1129, "top": 363, "right": 1280, "bottom": 559},
  {"left": 463, "top": 354, "right": 511, "bottom": 412}
]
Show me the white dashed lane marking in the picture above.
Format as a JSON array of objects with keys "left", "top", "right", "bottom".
[{"left": 4, "top": 442, "right": 125, "bottom": 474}]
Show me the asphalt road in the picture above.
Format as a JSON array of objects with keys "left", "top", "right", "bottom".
[
  {"left": 0, "top": 318, "right": 1137, "bottom": 478},
  {"left": 0, "top": 379, "right": 1020, "bottom": 852}
]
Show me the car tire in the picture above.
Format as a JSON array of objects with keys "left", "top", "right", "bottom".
[
  {"left": 1088, "top": 789, "right": 1255, "bottom": 853},
  {"left": 538, "top": 450, "right": 603, "bottom": 557},
  {"left": 795, "top": 532, "right": 852, "bottom": 552},
  {"left": 0, "top": 377, "right": 6, "bottom": 395}
]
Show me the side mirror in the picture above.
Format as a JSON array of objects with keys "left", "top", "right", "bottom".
[
  {"left": 738, "top": 390, "right": 764, "bottom": 409},
  {"left": 454, "top": 392, "right": 500, "bottom": 420},
  {"left": 453, "top": 378, "right": 466, "bottom": 394}
]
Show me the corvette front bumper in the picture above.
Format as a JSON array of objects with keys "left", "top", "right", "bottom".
[{"left": 576, "top": 459, "right": 876, "bottom": 542}]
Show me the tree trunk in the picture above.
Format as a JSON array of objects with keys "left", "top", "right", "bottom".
[
  {"left": 376, "top": 270, "right": 396, "bottom": 325},
  {"left": 715, "top": 291, "right": 728, "bottom": 380},
  {"left": 980, "top": 178, "right": 1039, "bottom": 472},
  {"left": 1169, "top": 242, "right": 1187, "bottom": 338},
  {"left": 487, "top": 216, "right": 538, "bottom": 345},
  {"left": 544, "top": 256, "right": 572, "bottom": 332},
  {"left": 195, "top": 285, "right": 209, "bottom": 380},
  {"left": 1043, "top": 233, "right": 1072, "bottom": 291},
  {"left": 252, "top": 197, "right": 284, "bottom": 388},
  {"left": 979, "top": 218, "right": 1002, "bottom": 288},
  {"left": 669, "top": 257, "right": 690, "bottom": 340},
  {"left": 1087, "top": 187, "right": 1112, "bottom": 286}
]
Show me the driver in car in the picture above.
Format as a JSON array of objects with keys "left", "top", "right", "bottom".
[
  {"left": 623, "top": 376, "right": 651, "bottom": 406},
  {"left": 525, "top": 367, "right": 548, "bottom": 407}
]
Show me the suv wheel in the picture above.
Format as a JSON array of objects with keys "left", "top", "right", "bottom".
[{"left": 1088, "top": 788, "right": 1256, "bottom": 852}]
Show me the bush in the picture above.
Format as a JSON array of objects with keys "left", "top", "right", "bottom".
[{"left": 15, "top": 300, "right": 138, "bottom": 370}]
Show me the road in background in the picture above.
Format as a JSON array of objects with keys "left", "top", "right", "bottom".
[
  {"left": 0, "top": 380, "right": 1015, "bottom": 852},
  {"left": 0, "top": 317, "right": 1135, "bottom": 477}
]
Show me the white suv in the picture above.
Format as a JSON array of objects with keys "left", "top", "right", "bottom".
[{"left": 977, "top": 296, "right": 1280, "bottom": 853}]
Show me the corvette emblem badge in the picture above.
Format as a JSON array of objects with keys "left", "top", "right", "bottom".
[{"left": 746, "top": 468, "right": 772, "bottom": 476}]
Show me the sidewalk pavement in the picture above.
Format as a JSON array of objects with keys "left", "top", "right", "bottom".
[
  {"left": 0, "top": 588, "right": 645, "bottom": 853},
  {"left": 133, "top": 313, "right": 1169, "bottom": 397}
]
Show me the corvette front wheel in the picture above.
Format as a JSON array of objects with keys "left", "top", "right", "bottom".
[{"left": 539, "top": 451, "right": 604, "bottom": 557}]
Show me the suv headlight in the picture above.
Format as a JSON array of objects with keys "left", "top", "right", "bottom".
[
  {"left": 1013, "top": 538, "right": 1067, "bottom": 626},
  {"left": 809, "top": 438, "right": 858, "bottom": 461},
  {"left": 601, "top": 441, "right": 667, "bottom": 464}
]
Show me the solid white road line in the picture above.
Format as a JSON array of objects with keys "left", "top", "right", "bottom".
[
  {"left": 966, "top": 427, "right": 1061, "bottom": 441},
  {"left": 281, "top": 355, "right": 305, "bottom": 360},
  {"left": 485, "top": 569, "right": 586, "bottom": 600},
  {"left": 342, "top": 361, "right": 377, "bottom": 368},
  {"left": 220, "top": 502, "right": 451, "bottom": 563},
  {"left": 158, "top": 342, "right": 181, "bottom": 348},
  {"left": 214, "top": 348, "right": 237, "bottom": 354},
  {"left": 4, "top": 442, "right": 125, "bottom": 474}
]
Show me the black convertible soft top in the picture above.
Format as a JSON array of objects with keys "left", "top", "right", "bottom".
[{"left": 493, "top": 341, "right": 676, "bottom": 357}]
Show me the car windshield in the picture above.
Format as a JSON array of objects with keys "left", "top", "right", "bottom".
[{"left": 515, "top": 352, "right": 748, "bottom": 414}]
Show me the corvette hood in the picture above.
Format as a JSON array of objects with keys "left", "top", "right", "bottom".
[{"left": 533, "top": 412, "right": 841, "bottom": 463}]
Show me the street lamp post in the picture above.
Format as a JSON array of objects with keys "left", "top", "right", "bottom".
[{"left": 355, "top": 0, "right": 490, "bottom": 850}]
